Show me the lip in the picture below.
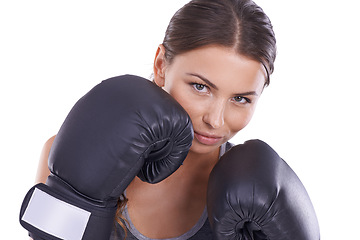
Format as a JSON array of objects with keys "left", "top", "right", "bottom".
[{"left": 194, "top": 131, "right": 224, "bottom": 145}]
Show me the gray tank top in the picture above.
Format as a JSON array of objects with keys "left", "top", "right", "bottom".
[{"left": 110, "top": 142, "right": 233, "bottom": 240}]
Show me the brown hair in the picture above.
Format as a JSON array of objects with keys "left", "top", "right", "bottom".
[
  {"left": 163, "top": 0, "right": 276, "bottom": 86},
  {"left": 115, "top": 0, "right": 277, "bottom": 236},
  {"left": 114, "top": 194, "right": 128, "bottom": 239}
]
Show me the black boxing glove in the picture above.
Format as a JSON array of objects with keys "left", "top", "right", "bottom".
[
  {"left": 19, "top": 75, "right": 193, "bottom": 240},
  {"left": 207, "top": 140, "right": 320, "bottom": 240}
]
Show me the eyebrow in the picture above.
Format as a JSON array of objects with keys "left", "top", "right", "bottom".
[
  {"left": 187, "top": 73, "right": 218, "bottom": 90},
  {"left": 186, "top": 72, "right": 258, "bottom": 96}
]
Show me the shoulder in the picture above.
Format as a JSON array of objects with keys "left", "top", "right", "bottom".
[
  {"left": 40, "top": 135, "right": 56, "bottom": 161},
  {"left": 34, "top": 135, "right": 56, "bottom": 184},
  {"left": 42, "top": 135, "right": 56, "bottom": 151}
]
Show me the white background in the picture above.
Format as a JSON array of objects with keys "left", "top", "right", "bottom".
[{"left": 1, "top": 0, "right": 359, "bottom": 239}]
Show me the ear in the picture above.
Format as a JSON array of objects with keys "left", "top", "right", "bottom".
[{"left": 153, "top": 44, "right": 167, "bottom": 87}]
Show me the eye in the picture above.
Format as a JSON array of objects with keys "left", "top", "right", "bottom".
[
  {"left": 232, "top": 96, "right": 251, "bottom": 104},
  {"left": 191, "top": 83, "right": 208, "bottom": 93}
]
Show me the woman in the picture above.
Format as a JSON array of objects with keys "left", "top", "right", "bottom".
[{"left": 33, "top": 0, "right": 276, "bottom": 239}]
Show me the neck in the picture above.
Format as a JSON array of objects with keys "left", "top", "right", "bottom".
[{"left": 182, "top": 146, "right": 221, "bottom": 171}]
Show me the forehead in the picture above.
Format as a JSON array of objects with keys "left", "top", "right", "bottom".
[{"left": 168, "top": 45, "right": 266, "bottom": 92}]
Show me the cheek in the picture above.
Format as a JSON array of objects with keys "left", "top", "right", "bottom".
[
  {"left": 173, "top": 94, "right": 202, "bottom": 122},
  {"left": 166, "top": 84, "right": 204, "bottom": 121},
  {"left": 226, "top": 106, "right": 256, "bottom": 134}
]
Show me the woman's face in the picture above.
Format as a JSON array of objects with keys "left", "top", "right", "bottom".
[{"left": 154, "top": 45, "right": 266, "bottom": 155}]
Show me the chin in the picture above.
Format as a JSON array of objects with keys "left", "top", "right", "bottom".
[{"left": 189, "top": 140, "right": 223, "bottom": 155}]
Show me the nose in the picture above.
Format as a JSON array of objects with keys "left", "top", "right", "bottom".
[{"left": 203, "top": 100, "right": 225, "bottom": 129}]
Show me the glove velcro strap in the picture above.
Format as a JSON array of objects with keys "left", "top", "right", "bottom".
[{"left": 20, "top": 183, "right": 117, "bottom": 240}]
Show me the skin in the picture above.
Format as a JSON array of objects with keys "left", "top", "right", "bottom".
[
  {"left": 126, "top": 44, "right": 266, "bottom": 238},
  {"left": 154, "top": 44, "right": 265, "bottom": 156},
  {"left": 34, "top": 136, "right": 54, "bottom": 184},
  {"left": 33, "top": 44, "right": 266, "bottom": 239}
]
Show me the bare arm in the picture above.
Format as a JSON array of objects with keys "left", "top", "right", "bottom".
[
  {"left": 34, "top": 135, "right": 56, "bottom": 184},
  {"left": 29, "top": 135, "right": 55, "bottom": 240}
]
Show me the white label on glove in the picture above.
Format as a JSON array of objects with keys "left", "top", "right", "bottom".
[{"left": 22, "top": 188, "right": 91, "bottom": 240}]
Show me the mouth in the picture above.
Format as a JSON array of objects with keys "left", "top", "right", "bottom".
[{"left": 194, "top": 131, "right": 224, "bottom": 146}]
